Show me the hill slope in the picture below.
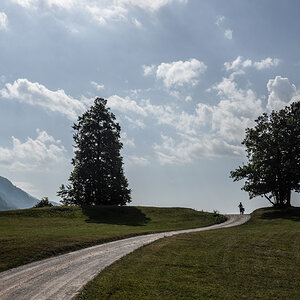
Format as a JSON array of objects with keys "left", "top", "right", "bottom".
[
  {"left": 0, "top": 205, "right": 226, "bottom": 272},
  {"left": 0, "top": 176, "right": 39, "bottom": 210},
  {"left": 77, "top": 207, "right": 300, "bottom": 300}
]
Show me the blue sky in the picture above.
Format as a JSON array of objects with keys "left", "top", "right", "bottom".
[{"left": 0, "top": 0, "right": 299, "bottom": 213}]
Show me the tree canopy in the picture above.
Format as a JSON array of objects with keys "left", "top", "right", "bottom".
[
  {"left": 230, "top": 101, "right": 300, "bottom": 208},
  {"left": 34, "top": 197, "right": 53, "bottom": 208},
  {"left": 58, "top": 98, "right": 131, "bottom": 206}
]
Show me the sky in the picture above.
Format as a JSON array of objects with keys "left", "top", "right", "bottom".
[{"left": 0, "top": 0, "right": 299, "bottom": 213}]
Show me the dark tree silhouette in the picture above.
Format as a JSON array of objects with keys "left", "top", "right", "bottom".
[
  {"left": 230, "top": 101, "right": 300, "bottom": 208},
  {"left": 34, "top": 197, "right": 53, "bottom": 208},
  {"left": 58, "top": 98, "right": 131, "bottom": 206}
]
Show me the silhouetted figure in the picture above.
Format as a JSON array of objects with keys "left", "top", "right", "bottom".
[{"left": 238, "top": 202, "right": 245, "bottom": 215}]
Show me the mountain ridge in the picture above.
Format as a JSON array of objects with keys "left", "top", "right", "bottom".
[{"left": 0, "top": 176, "right": 39, "bottom": 210}]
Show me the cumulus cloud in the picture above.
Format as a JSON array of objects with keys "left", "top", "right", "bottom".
[
  {"left": 157, "top": 59, "right": 207, "bottom": 87},
  {"left": 143, "top": 64, "right": 156, "bottom": 76},
  {"left": 153, "top": 70, "right": 298, "bottom": 163},
  {"left": 105, "top": 80, "right": 261, "bottom": 163},
  {"left": 0, "top": 129, "right": 67, "bottom": 171},
  {"left": 12, "top": 0, "right": 187, "bottom": 26},
  {"left": 120, "top": 0, "right": 187, "bottom": 12},
  {"left": 224, "top": 56, "right": 280, "bottom": 72},
  {"left": 86, "top": 4, "right": 127, "bottom": 25},
  {"left": 0, "top": 78, "right": 87, "bottom": 120},
  {"left": 154, "top": 134, "right": 244, "bottom": 165},
  {"left": 0, "top": 12, "right": 8, "bottom": 30},
  {"left": 107, "top": 95, "right": 147, "bottom": 116},
  {"left": 253, "top": 57, "right": 281, "bottom": 70},
  {"left": 144, "top": 59, "right": 207, "bottom": 88},
  {"left": 102, "top": 77, "right": 263, "bottom": 162},
  {"left": 11, "top": 0, "right": 37, "bottom": 9},
  {"left": 267, "top": 76, "right": 299, "bottom": 111},
  {"left": 88, "top": 1, "right": 188, "bottom": 25},
  {"left": 152, "top": 73, "right": 264, "bottom": 164}
]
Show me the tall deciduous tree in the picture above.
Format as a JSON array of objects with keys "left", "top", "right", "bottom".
[
  {"left": 230, "top": 101, "right": 300, "bottom": 208},
  {"left": 58, "top": 98, "right": 131, "bottom": 206}
]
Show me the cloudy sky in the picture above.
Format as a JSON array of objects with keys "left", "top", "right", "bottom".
[{"left": 0, "top": 0, "right": 299, "bottom": 213}]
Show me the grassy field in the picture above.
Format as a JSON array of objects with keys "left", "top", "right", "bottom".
[
  {"left": 0, "top": 205, "right": 225, "bottom": 272},
  {"left": 77, "top": 207, "right": 300, "bottom": 300}
]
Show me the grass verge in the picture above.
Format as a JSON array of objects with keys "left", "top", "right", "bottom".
[
  {"left": 0, "top": 205, "right": 225, "bottom": 272},
  {"left": 77, "top": 207, "right": 300, "bottom": 300}
]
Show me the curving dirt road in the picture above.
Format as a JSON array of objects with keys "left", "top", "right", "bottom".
[{"left": 0, "top": 214, "right": 250, "bottom": 300}]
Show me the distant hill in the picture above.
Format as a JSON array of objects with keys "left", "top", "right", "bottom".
[{"left": 0, "top": 176, "right": 39, "bottom": 210}]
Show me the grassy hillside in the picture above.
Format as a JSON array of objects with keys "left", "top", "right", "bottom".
[
  {"left": 77, "top": 207, "right": 300, "bottom": 300},
  {"left": 0, "top": 205, "right": 225, "bottom": 272}
]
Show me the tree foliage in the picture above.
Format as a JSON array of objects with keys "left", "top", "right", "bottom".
[
  {"left": 58, "top": 98, "right": 131, "bottom": 206},
  {"left": 34, "top": 197, "right": 53, "bottom": 208},
  {"left": 230, "top": 102, "right": 300, "bottom": 208}
]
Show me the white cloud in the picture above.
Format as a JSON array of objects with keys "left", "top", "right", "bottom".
[
  {"left": 143, "top": 64, "right": 156, "bottom": 76},
  {"left": 153, "top": 72, "right": 267, "bottom": 164},
  {"left": 215, "top": 16, "right": 232, "bottom": 41},
  {"left": 87, "top": 4, "right": 127, "bottom": 25},
  {"left": 121, "top": 0, "right": 187, "bottom": 11},
  {"left": 267, "top": 76, "right": 299, "bottom": 111},
  {"left": 121, "top": 132, "right": 135, "bottom": 148},
  {"left": 124, "top": 116, "right": 146, "bottom": 128},
  {"left": 156, "top": 58, "right": 207, "bottom": 88},
  {"left": 215, "top": 15, "right": 225, "bottom": 26},
  {"left": 224, "top": 56, "right": 280, "bottom": 72},
  {"left": 12, "top": 0, "right": 77, "bottom": 10},
  {"left": 104, "top": 87, "right": 258, "bottom": 161},
  {"left": 91, "top": 81, "right": 105, "bottom": 90},
  {"left": 88, "top": 1, "right": 187, "bottom": 25},
  {"left": 253, "top": 57, "right": 280, "bottom": 70},
  {"left": 125, "top": 155, "right": 150, "bottom": 166},
  {"left": 154, "top": 134, "right": 244, "bottom": 165},
  {"left": 44, "top": 0, "right": 76, "bottom": 9},
  {"left": 224, "top": 29, "right": 232, "bottom": 40},
  {"left": 0, "top": 78, "right": 87, "bottom": 120},
  {"left": 0, "top": 12, "right": 8, "bottom": 30},
  {"left": 132, "top": 18, "right": 142, "bottom": 28},
  {"left": 0, "top": 129, "right": 67, "bottom": 171},
  {"left": 12, "top": 0, "right": 187, "bottom": 26},
  {"left": 107, "top": 95, "right": 147, "bottom": 116},
  {"left": 185, "top": 95, "right": 192, "bottom": 102},
  {"left": 11, "top": 0, "right": 37, "bottom": 9},
  {"left": 224, "top": 56, "right": 252, "bottom": 71}
]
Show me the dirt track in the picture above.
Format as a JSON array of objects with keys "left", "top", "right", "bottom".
[{"left": 0, "top": 214, "right": 250, "bottom": 300}]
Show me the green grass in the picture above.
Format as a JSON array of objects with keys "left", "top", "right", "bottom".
[
  {"left": 0, "top": 205, "right": 225, "bottom": 272},
  {"left": 77, "top": 207, "right": 300, "bottom": 300}
]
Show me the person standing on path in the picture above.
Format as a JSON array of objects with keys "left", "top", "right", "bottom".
[{"left": 238, "top": 202, "right": 245, "bottom": 215}]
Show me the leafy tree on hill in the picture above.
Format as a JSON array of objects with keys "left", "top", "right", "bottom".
[
  {"left": 230, "top": 101, "right": 300, "bottom": 208},
  {"left": 34, "top": 197, "right": 53, "bottom": 208},
  {"left": 58, "top": 98, "right": 131, "bottom": 206}
]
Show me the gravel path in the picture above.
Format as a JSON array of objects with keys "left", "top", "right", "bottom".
[{"left": 0, "top": 214, "right": 250, "bottom": 300}]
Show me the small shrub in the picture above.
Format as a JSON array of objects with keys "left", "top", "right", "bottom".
[{"left": 213, "top": 210, "right": 220, "bottom": 217}]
